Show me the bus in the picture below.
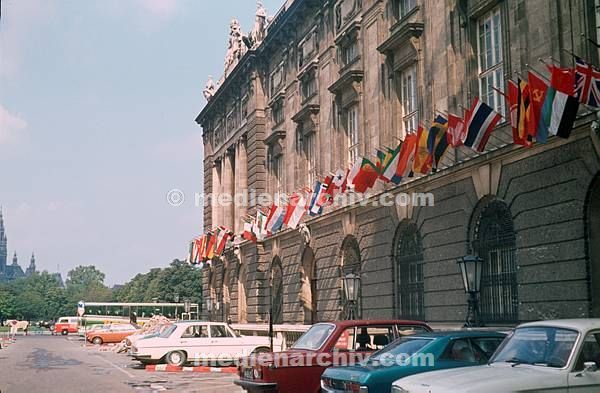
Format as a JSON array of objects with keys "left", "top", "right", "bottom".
[{"left": 80, "top": 302, "right": 200, "bottom": 325}]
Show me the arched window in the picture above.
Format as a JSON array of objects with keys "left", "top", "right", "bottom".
[
  {"left": 340, "top": 236, "right": 362, "bottom": 319},
  {"left": 473, "top": 199, "right": 518, "bottom": 324},
  {"left": 394, "top": 222, "right": 424, "bottom": 320},
  {"left": 300, "top": 247, "right": 318, "bottom": 324},
  {"left": 271, "top": 257, "right": 284, "bottom": 324},
  {"left": 586, "top": 174, "right": 600, "bottom": 317}
]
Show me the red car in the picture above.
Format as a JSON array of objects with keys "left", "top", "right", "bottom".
[{"left": 234, "top": 319, "right": 432, "bottom": 393}]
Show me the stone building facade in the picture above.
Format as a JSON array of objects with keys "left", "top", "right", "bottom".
[{"left": 196, "top": 0, "right": 600, "bottom": 327}]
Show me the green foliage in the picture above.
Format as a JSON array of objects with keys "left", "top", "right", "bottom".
[
  {"left": 114, "top": 259, "right": 202, "bottom": 305},
  {"left": 0, "top": 260, "right": 202, "bottom": 322}
]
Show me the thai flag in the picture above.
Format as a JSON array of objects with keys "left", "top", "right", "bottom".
[
  {"left": 463, "top": 98, "right": 501, "bottom": 152},
  {"left": 575, "top": 57, "right": 600, "bottom": 108}
]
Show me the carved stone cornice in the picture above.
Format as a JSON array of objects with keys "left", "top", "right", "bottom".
[
  {"left": 328, "top": 70, "right": 364, "bottom": 96},
  {"left": 264, "top": 130, "right": 286, "bottom": 147},
  {"left": 377, "top": 22, "right": 424, "bottom": 56},
  {"left": 291, "top": 104, "right": 320, "bottom": 136}
]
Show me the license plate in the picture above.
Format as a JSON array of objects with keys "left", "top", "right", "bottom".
[{"left": 243, "top": 368, "right": 253, "bottom": 379}]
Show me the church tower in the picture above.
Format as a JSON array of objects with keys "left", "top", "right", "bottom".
[
  {"left": 12, "top": 251, "right": 18, "bottom": 266},
  {"left": 26, "top": 252, "right": 36, "bottom": 275},
  {"left": 0, "top": 208, "right": 7, "bottom": 275}
]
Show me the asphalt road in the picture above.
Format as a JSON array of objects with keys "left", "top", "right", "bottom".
[{"left": 0, "top": 335, "right": 243, "bottom": 393}]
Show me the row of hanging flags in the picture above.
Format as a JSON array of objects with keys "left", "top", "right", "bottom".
[{"left": 188, "top": 52, "right": 600, "bottom": 265}]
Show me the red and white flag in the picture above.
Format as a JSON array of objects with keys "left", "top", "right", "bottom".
[
  {"left": 284, "top": 193, "right": 307, "bottom": 229},
  {"left": 446, "top": 113, "right": 465, "bottom": 147}
]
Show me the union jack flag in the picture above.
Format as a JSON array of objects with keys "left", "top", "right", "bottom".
[{"left": 575, "top": 57, "right": 600, "bottom": 108}]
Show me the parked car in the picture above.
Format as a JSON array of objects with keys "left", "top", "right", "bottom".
[
  {"left": 392, "top": 319, "right": 600, "bottom": 393},
  {"left": 54, "top": 316, "right": 80, "bottom": 335},
  {"left": 125, "top": 323, "right": 173, "bottom": 349},
  {"left": 78, "top": 324, "right": 110, "bottom": 337},
  {"left": 321, "top": 330, "right": 506, "bottom": 393},
  {"left": 86, "top": 323, "right": 139, "bottom": 345},
  {"left": 131, "top": 321, "right": 282, "bottom": 366},
  {"left": 235, "top": 319, "right": 432, "bottom": 393}
]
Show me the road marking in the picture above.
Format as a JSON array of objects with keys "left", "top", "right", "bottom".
[{"left": 96, "top": 355, "right": 136, "bottom": 378}]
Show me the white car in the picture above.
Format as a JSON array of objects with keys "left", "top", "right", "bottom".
[
  {"left": 131, "top": 321, "right": 282, "bottom": 366},
  {"left": 392, "top": 319, "right": 600, "bottom": 393}
]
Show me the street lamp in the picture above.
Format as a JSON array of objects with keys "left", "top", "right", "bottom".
[
  {"left": 343, "top": 273, "right": 361, "bottom": 320},
  {"left": 457, "top": 255, "right": 484, "bottom": 327}
]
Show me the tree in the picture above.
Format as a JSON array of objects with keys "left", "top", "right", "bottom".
[{"left": 66, "top": 265, "right": 106, "bottom": 287}]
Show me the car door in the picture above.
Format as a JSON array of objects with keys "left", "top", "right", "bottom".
[
  {"left": 209, "top": 324, "right": 240, "bottom": 360},
  {"left": 179, "top": 324, "right": 210, "bottom": 361},
  {"left": 568, "top": 330, "right": 600, "bottom": 392}
]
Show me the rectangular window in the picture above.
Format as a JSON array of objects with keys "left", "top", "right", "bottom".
[
  {"left": 400, "top": 65, "right": 418, "bottom": 134},
  {"left": 399, "top": 0, "right": 417, "bottom": 19},
  {"left": 346, "top": 104, "right": 359, "bottom": 163},
  {"left": 477, "top": 7, "right": 505, "bottom": 116},
  {"left": 301, "top": 76, "right": 317, "bottom": 101},
  {"left": 342, "top": 40, "right": 359, "bottom": 66},
  {"left": 272, "top": 101, "right": 284, "bottom": 125}
]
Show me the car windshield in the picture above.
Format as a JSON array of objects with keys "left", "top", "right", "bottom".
[
  {"left": 369, "top": 337, "right": 433, "bottom": 361},
  {"left": 159, "top": 324, "right": 177, "bottom": 338},
  {"left": 292, "top": 324, "right": 335, "bottom": 351},
  {"left": 491, "top": 326, "right": 578, "bottom": 368}
]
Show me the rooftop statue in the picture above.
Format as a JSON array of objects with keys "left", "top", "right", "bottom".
[
  {"left": 224, "top": 18, "right": 246, "bottom": 76},
  {"left": 243, "top": 1, "right": 268, "bottom": 50},
  {"left": 203, "top": 75, "right": 216, "bottom": 101}
]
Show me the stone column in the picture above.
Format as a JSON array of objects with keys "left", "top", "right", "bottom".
[
  {"left": 236, "top": 137, "right": 248, "bottom": 233},
  {"left": 212, "top": 160, "right": 221, "bottom": 229},
  {"left": 223, "top": 150, "right": 235, "bottom": 229}
]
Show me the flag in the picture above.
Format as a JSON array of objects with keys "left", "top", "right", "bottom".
[
  {"left": 507, "top": 80, "right": 525, "bottom": 145},
  {"left": 351, "top": 159, "right": 379, "bottom": 193},
  {"left": 319, "top": 175, "right": 334, "bottom": 206},
  {"left": 548, "top": 64, "right": 576, "bottom": 96},
  {"left": 253, "top": 210, "right": 268, "bottom": 241},
  {"left": 538, "top": 86, "right": 580, "bottom": 140},
  {"left": 464, "top": 98, "right": 501, "bottom": 152},
  {"left": 242, "top": 221, "right": 257, "bottom": 242},
  {"left": 204, "top": 232, "right": 216, "bottom": 260},
  {"left": 574, "top": 56, "right": 600, "bottom": 108},
  {"left": 284, "top": 193, "right": 307, "bottom": 229},
  {"left": 380, "top": 144, "right": 401, "bottom": 183},
  {"left": 447, "top": 113, "right": 465, "bottom": 147},
  {"left": 517, "top": 79, "right": 533, "bottom": 146},
  {"left": 394, "top": 132, "right": 418, "bottom": 182},
  {"left": 215, "top": 227, "right": 231, "bottom": 256},
  {"left": 308, "top": 182, "right": 324, "bottom": 216},
  {"left": 528, "top": 71, "right": 548, "bottom": 141},
  {"left": 266, "top": 204, "right": 286, "bottom": 234},
  {"left": 347, "top": 158, "right": 363, "bottom": 189},
  {"left": 331, "top": 168, "right": 348, "bottom": 195},
  {"left": 195, "top": 235, "right": 206, "bottom": 261},
  {"left": 413, "top": 125, "right": 432, "bottom": 174},
  {"left": 427, "top": 115, "right": 449, "bottom": 170}
]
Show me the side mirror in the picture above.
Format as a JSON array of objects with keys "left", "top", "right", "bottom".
[{"left": 584, "top": 362, "right": 598, "bottom": 373}]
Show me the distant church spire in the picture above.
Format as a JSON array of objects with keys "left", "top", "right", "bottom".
[
  {"left": 26, "top": 252, "right": 36, "bottom": 275},
  {"left": 12, "top": 251, "right": 18, "bottom": 266}
]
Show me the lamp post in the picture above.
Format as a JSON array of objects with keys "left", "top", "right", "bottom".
[
  {"left": 343, "top": 273, "right": 361, "bottom": 320},
  {"left": 457, "top": 255, "right": 484, "bottom": 327},
  {"left": 184, "top": 298, "right": 191, "bottom": 320},
  {"left": 174, "top": 293, "right": 180, "bottom": 320}
]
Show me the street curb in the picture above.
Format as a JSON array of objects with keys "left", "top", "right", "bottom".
[{"left": 145, "top": 364, "right": 237, "bottom": 373}]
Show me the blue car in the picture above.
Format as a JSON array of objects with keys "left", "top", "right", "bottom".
[{"left": 321, "top": 330, "right": 506, "bottom": 393}]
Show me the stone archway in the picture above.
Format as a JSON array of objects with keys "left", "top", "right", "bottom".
[
  {"left": 586, "top": 173, "right": 600, "bottom": 317},
  {"left": 300, "top": 246, "right": 317, "bottom": 324}
]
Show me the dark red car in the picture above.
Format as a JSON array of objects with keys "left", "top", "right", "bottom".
[{"left": 234, "top": 319, "right": 432, "bottom": 393}]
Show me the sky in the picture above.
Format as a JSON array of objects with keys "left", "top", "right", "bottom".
[{"left": 0, "top": 0, "right": 284, "bottom": 286}]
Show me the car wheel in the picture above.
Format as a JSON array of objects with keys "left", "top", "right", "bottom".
[
  {"left": 252, "top": 346, "right": 271, "bottom": 355},
  {"left": 166, "top": 351, "right": 187, "bottom": 367},
  {"left": 61, "top": 330, "right": 68, "bottom": 336},
  {"left": 92, "top": 337, "right": 103, "bottom": 345}
]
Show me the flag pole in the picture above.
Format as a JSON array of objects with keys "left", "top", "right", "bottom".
[{"left": 581, "top": 33, "right": 600, "bottom": 49}]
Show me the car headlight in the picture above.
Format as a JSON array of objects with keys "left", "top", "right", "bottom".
[
  {"left": 253, "top": 368, "right": 262, "bottom": 379},
  {"left": 391, "top": 387, "right": 409, "bottom": 393}
]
